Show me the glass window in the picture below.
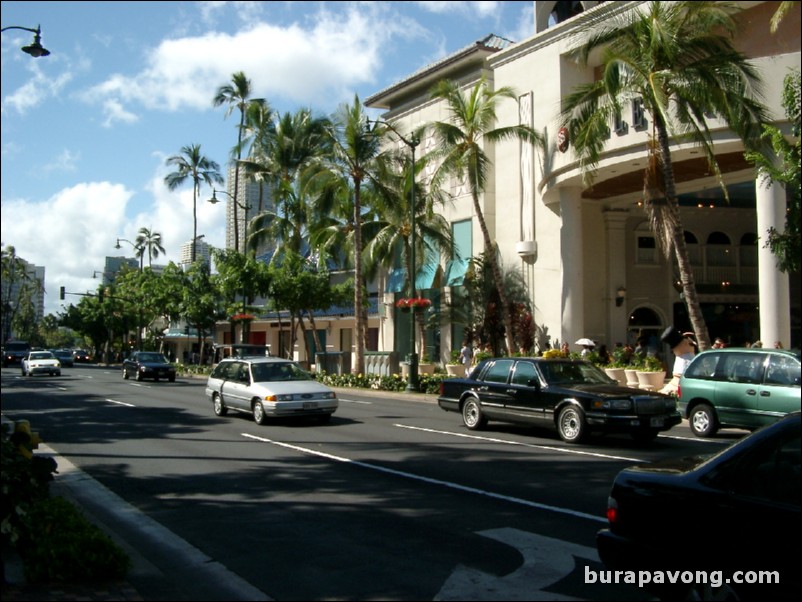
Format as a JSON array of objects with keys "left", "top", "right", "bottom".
[
  {"left": 483, "top": 359, "right": 514, "bottom": 384},
  {"left": 765, "top": 355, "right": 801, "bottom": 387},
  {"left": 511, "top": 361, "right": 538, "bottom": 386},
  {"left": 721, "top": 353, "right": 766, "bottom": 384}
]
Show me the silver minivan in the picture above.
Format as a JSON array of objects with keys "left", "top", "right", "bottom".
[{"left": 206, "top": 357, "right": 338, "bottom": 424}]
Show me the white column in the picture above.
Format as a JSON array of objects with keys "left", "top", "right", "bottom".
[
  {"left": 560, "top": 188, "right": 584, "bottom": 347},
  {"left": 605, "top": 209, "right": 629, "bottom": 346},
  {"left": 756, "top": 177, "right": 791, "bottom": 347}
]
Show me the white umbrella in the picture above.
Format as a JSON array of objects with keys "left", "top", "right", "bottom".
[{"left": 575, "top": 338, "right": 595, "bottom": 347}]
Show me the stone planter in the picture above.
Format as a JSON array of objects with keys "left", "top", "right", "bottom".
[
  {"left": 604, "top": 367, "right": 628, "bottom": 387},
  {"left": 446, "top": 364, "right": 463, "bottom": 377},
  {"left": 636, "top": 370, "right": 666, "bottom": 391},
  {"left": 418, "top": 363, "right": 435, "bottom": 375},
  {"left": 624, "top": 369, "right": 640, "bottom": 388}
]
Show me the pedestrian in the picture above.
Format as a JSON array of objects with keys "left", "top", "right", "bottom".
[
  {"left": 712, "top": 337, "right": 726, "bottom": 349},
  {"left": 459, "top": 340, "right": 474, "bottom": 377},
  {"left": 659, "top": 326, "right": 696, "bottom": 395},
  {"left": 560, "top": 342, "right": 570, "bottom": 356}
]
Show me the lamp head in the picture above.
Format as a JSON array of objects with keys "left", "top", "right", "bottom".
[
  {"left": 21, "top": 27, "right": 49, "bottom": 58},
  {"left": 115, "top": 239, "right": 122, "bottom": 249},
  {"left": 615, "top": 286, "right": 626, "bottom": 307},
  {"left": 207, "top": 191, "right": 220, "bottom": 205}
]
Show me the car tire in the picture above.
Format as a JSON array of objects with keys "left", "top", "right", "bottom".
[
  {"left": 212, "top": 394, "right": 228, "bottom": 417},
  {"left": 135, "top": 371, "right": 143, "bottom": 382},
  {"left": 123, "top": 367, "right": 130, "bottom": 380},
  {"left": 689, "top": 403, "right": 719, "bottom": 438},
  {"left": 253, "top": 400, "right": 268, "bottom": 425},
  {"left": 168, "top": 375, "right": 175, "bottom": 383},
  {"left": 557, "top": 405, "right": 587, "bottom": 443},
  {"left": 462, "top": 397, "right": 487, "bottom": 430}
]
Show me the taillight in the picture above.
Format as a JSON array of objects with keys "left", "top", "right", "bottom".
[{"left": 606, "top": 496, "right": 618, "bottom": 524}]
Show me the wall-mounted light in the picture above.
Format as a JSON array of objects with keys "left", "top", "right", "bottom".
[{"left": 615, "top": 286, "right": 627, "bottom": 307}]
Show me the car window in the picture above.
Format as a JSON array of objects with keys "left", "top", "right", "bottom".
[
  {"left": 729, "top": 432, "right": 801, "bottom": 506},
  {"left": 511, "top": 361, "right": 538, "bottom": 386},
  {"left": 764, "top": 355, "right": 801, "bottom": 387},
  {"left": 538, "top": 361, "right": 598, "bottom": 385},
  {"left": 211, "top": 361, "right": 236, "bottom": 381},
  {"left": 685, "top": 353, "right": 721, "bottom": 379},
  {"left": 720, "top": 353, "right": 766, "bottom": 384},
  {"left": 483, "top": 360, "right": 514, "bottom": 384},
  {"left": 31, "top": 352, "right": 53, "bottom": 360}
]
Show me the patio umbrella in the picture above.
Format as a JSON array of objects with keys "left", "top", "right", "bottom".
[{"left": 575, "top": 338, "right": 595, "bottom": 347}]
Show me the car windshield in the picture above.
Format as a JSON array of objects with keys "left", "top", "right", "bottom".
[
  {"left": 139, "top": 353, "right": 168, "bottom": 363},
  {"left": 250, "top": 362, "right": 312, "bottom": 383},
  {"left": 538, "top": 360, "right": 613, "bottom": 385}
]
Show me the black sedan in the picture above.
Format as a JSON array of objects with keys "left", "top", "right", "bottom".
[
  {"left": 597, "top": 412, "right": 800, "bottom": 600},
  {"left": 122, "top": 351, "right": 176, "bottom": 382},
  {"left": 437, "top": 357, "right": 680, "bottom": 443}
]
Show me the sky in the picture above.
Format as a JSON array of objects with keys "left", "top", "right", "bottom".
[{"left": 1, "top": 1, "right": 536, "bottom": 316}]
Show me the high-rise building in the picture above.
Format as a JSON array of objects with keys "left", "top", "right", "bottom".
[
  {"left": 179, "top": 237, "right": 211, "bottom": 268},
  {"left": 225, "top": 164, "right": 275, "bottom": 257},
  {"left": 1, "top": 256, "right": 44, "bottom": 341}
]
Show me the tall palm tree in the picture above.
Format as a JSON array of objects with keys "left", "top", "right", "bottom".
[
  {"left": 560, "top": 1, "right": 768, "bottom": 350},
  {"left": 213, "top": 71, "right": 264, "bottom": 253},
  {"left": 164, "top": 144, "right": 223, "bottom": 262},
  {"left": 303, "top": 96, "right": 384, "bottom": 375},
  {"left": 134, "top": 227, "right": 166, "bottom": 268},
  {"left": 428, "top": 77, "right": 543, "bottom": 355}
]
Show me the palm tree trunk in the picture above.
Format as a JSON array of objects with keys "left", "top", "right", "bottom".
[
  {"left": 472, "top": 190, "right": 516, "bottom": 355},
  {"left": 655, "top": 122, "right": 711, "bottom": 350},
  {"left": 353, "top": 182, "right": 365, "bottom": 374},
  {"left": 192, "top": 185, "right": 198, "bottom": 263}
]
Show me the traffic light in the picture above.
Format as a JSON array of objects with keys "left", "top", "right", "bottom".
[{"left": 59, "top": 286, "right": 66, "bottom": 300}]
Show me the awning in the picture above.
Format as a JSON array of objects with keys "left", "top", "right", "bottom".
[
  {"left": 445, "top": 257, "right": 469, "bottom": 287},
  {"left": 386, "top": 267, "right": 407, "bottom": 293},
  {"left": 415, "top": 261, "right": 442, "bottom": 291}
]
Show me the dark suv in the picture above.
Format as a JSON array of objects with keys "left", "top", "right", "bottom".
[
  {"left": 678, "top": 348, "right": 801, "bottom": 437},
  {"left": 3, "top": 341, "right": 31, "bottom": 367}
]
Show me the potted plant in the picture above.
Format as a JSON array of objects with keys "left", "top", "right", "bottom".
[
  {"left": 604, "top": 347, "right": 630, "bottom": 386},
  {"left": 636, "top": 355, "right": 667, "bottom": 391},
  {"left": 446, "top": 350, "right": 463, "bottom": 376},
  {"left": 418, "top": 354, "right": 435, "bottom": 375}
]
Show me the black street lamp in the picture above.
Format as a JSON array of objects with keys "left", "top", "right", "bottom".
[
  {"left": 367, "top": 118, "right": 421, "bottom": 392},
  {"left": 207, "top": 188, "right": 251, "bottom": 253},
  {"left": 1, "top": 25, "right": 50, "bottom": 58}
]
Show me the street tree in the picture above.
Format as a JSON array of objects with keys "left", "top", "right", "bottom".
[{"left": 561, "top": 1, "right": 768, "bottom": 350}]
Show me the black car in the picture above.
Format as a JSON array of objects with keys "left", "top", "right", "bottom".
[
  {"left": 3, "top": 340, "right": 31, "bottom": 367},
  {"left": 597, "top": 412, "right": 800, "bottom": 600},
  {"left": 122, "top": 351, "right": 176, "bottom": 382},
  {"left": 437, "top": 357, "right": 680, "bottom": 443}
]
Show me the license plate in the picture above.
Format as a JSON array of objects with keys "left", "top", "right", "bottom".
[
  {"left": 650, "top": 417, "right": 665, "bottom": 427},
  {"left": 303, "top": 402, "right": 318, "bottom": 410}
]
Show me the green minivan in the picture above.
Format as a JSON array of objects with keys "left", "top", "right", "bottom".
[{"left": 678, "top": 348, "right": 801, "bottom": 437}]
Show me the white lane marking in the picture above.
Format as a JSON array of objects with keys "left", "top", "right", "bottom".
[
  {"left": 105, "top": 398, "right": 136, "bottom": 407},
  {"left": 241, "top": 432, "right": 606, "bottom": 523},
  {"left": 395, "top": 424, "right": 647, "bottom": 463},
  {"left": 659, "top": 433, "right": 729, "bottom": 444},
  {"left": 339, "top": 398, "right": 373, "bottom": 405}
]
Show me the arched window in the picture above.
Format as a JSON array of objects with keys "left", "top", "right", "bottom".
[
  {"left": 707, "top": 231, "right": 734, "bottom": 266},
  {"left": 627, "top": 307, "right": 663, "bottom": 351},
  {"left": 740, "top": 232, "right": 758, "bottom": 268},
  {"left": 685, "top": 231, "right": 702, "bottom": 266}
]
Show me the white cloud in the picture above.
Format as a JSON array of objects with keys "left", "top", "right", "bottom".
[{"left": 41, "top": 149, "right": 81, "bottom": 174}]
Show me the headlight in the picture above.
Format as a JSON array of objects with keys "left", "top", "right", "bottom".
[
  {"left": 265, "top": 394, "right": 294, "bottom": 402},
  {"left": 592, "top": 399, "right": 632, "bottom": 410}
]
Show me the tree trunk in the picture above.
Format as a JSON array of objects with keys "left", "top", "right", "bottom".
[
  {"left": 353, "top": 182, "right": 366, "bottom": 374},
  {"left": 655, "top": 122, "right": 711, "bottom": 350}
]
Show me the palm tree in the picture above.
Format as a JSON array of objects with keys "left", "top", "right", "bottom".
[
  {"left": 302, "top": 96, "right": 384, "bottom": 375},
  {"left": 560, "top": 1, "right": 768, "bottom": 350},
  {"left": 134, "top": 227, "right": 166, "bottom": 268},
  {"left": 164, "top": 144, "right": 223, "bottom": 262},
  {"left": 427, "top": 77, "right": 543, "bottom": 355},
  {"left": 213, "top": 71, "right": 264, "bottom": 253}
]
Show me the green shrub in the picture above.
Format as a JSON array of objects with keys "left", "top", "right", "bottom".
[{"left": 20, "top": 496, "right": 130, "bottom": 583}]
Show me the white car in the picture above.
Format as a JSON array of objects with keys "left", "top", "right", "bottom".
[
  {"left": 21, "top": 350, "right": 62, "bottom": 377},
  {"left": 206, "top": 357, "right": 338, "bottom": 424}
]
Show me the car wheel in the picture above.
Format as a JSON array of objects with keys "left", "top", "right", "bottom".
[
  {"left": 212, "top": 394, "right": 228, "bottom": 417},
  {"left": 253, "top": 400, "right": 268, "bottom": 425},
  {"left": 557, "top": 405, "right": 587, "bottom": 443},
  {"left": 689, "top": 403, "right": 719, "bottom": 438},
  {"left": 123, "top": 367, "right": 130, "bottom": 380},
  {"left": 168, "top": 375, "right": 175, "bottom": 383},
  {"left": 135, "top": 370, "right": 143, "bottom": 382},
  {"left": 462, "top": 397, "right": 487, "bottom": 430}
]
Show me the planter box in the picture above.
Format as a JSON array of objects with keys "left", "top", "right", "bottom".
[
  {"left": 418, "top": 363, "right": 435, "bottom": 375},
  {"left": 636, "top": 370, "right": 666, "bottom": 391},
  {"left": 446, "top": 364, "right": 463, "bottom": 377},
  {"left": 624, "top": 369, "right": 640, "bottom": 388},
  {"left": 604, "top": 367, "right": 628, "bottom": 387}
]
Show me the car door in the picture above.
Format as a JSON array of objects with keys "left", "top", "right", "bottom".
[
  {"left": 502, "top": 360, "right": 548, "bottom": 423},
  {"left": 475, "top": 359, "right": 515, "bottom": 419},
  {"left": 219, "top": 361, "right": 250, "bottom": 411},
  {"left": 757, "top": 354, "right": 802, "bottom": 424},
  {"left": 714, "top": 352, "right": 767, "bottom": 428}
]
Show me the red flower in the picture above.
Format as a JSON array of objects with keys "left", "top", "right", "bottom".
[
  {"left": 395, "top": 297, "right": 432, "bottom": 309},
  {"left": 230, "top": 313, "right": 256, "bottom": 322}
]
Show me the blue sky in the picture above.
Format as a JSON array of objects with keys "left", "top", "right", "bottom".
[{"left": 2, "top": 1, "right": 535, "bottom": 315}]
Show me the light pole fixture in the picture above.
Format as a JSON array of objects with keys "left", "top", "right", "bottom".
[
  {"left": 1, "top": 25, "right": 50, "bottom": 57},
  {"left": 616, "top": 286, "right": 627, "bottom": 307},
  {"left": 366, "top": 117, "right": 421, "bottom": 392},
  {"left": 207, "top": 188, "right": 250, "bottom": 253}
]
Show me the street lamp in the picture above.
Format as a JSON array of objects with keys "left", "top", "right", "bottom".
[
  {"left": 1, "top": 25, "right": 50, "bottom": 58},
  {"left": 366, "top": 118, "right": 421, "bottom": 392},
  {"left": 207, "top": 188, "right": 251, "bottom": 253},
  {"left": 112, "top": 239, "right": 144, "bottom": 351}
]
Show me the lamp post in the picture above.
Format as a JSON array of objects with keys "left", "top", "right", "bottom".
[
  {"left": 1, "top": 25, "right": 50, "bottom": 58},
  {"left": 207, "top": 188, "right": 250, "bottom": 253},
  {"left": 367, "top": 118, "right": 421, "bottom": 392}
]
